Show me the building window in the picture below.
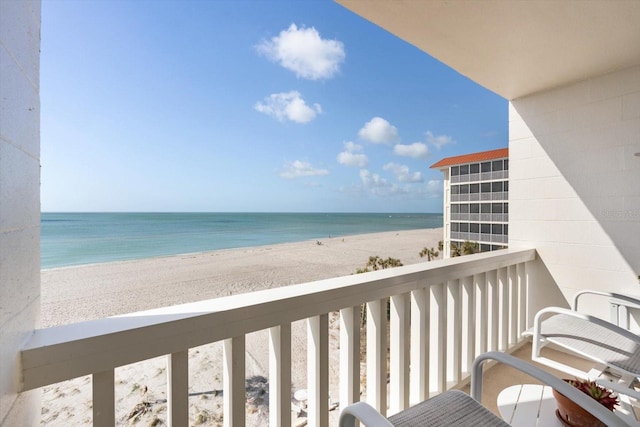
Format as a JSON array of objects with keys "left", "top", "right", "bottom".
[
  {"left": 460, "top": 164, "right": 469, "bottom": 175},
  {"left": 470, "top": 203, "right": 480, "bottom": 213},
  {"left": 492, "top": 160, "right": 504, "bottom": 171},
  {"left": 451, "top": 204, "right": 460, "bottom": 214},
  {"left": 503, "top": 203, "right": 508, "bottom": 213},
  {"left": 451, "top": 166, "right": 460, "bottom": 176},
  {"left": 460, "top": 204, "right": 469, "bottom": 214},
  {"left": 481, "top": 162, "right": 491, "bottom": 172},
  {"left": 504, "top": 224, "right": 508, "bottom": 235},
  {"left": 470, "top": 223, "right": 479, "bottom": 233},
  {"left": 480, "top": 244, "right": 491, "bottom": 252},
  {"left": 470, "top": 163, "right": 479, "bottom": 174},
  {"left": 492, "top": 203, "right": 503, "bottom": 214},
  {"left": 460, "top": 223, "right": 469, "bottom": 232},
  {"left": 460, "top": 184, "right": 469, "bottom": 194},
  {"left": 451, "top": 185, "right": 460, "bottom": 195},
  {"left": 470, "top": 183, "right": 479, "bottom": 193},
  {"left": 481, "top": 182, "right": 491, "bottom": 193},
  {"left": 451, "top": 223, "right": 460, "bottom": 232},
  {"left": 492, "top": 181, "right": 503, "bottom": 192},
  {"left": 492, "top": 224, "right": 503, "bottom": 235},
  {"left": 481, "top": 224, "right": 490, "bottom": 234},
  {"left": 504, "top": 181, "right": 509, "bottom": 192},
  {"left": 481, "top": 203, "right": 491, "bottom": 213},
  {"left": 504, "top": 159, "right": 509, "bottom": 170}
]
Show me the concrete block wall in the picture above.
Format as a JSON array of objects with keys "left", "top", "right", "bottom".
[
  {"left": 509, "top": 65, "right": 640, "bottom": 320},
  {"left": 0, "top": 0, "right": 42, "bottom": 425}
]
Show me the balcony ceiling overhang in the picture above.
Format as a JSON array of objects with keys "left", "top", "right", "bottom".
[{"left": 336, "top": 0, "right": 640, "bottom": 100}]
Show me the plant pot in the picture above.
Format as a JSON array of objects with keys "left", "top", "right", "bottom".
[{"left": 552, "top": 387, "right": 606, "bottom": 427}]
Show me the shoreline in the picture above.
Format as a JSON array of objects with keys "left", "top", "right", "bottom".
[
  {"left": 40, "top": 227, "right": 443, "bottom": 425},
  {"left": 41, "top": 227, "right": 438, "bottom": 272}
]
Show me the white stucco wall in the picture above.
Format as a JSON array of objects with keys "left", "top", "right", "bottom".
[
  {"left": 509, "top": 65, "right": 640, "bottom": 320},
  {"left": 0, "top": 0, "right": 41, "bottom": 425}
]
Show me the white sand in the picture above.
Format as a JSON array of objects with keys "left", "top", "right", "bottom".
[{"left": 40, "top": 228, "right": 443, "bottom": 426}]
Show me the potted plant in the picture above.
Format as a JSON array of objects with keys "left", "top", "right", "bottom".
[{"left": 553, "top": 378, "right": 618, "bottom": 427}]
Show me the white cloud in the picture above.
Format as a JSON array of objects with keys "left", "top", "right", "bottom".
[
  {"left": 256, "top": 24, "right": 345, "bottom": 80},
  {"left": 425, "top": 179, "right": 442, "bottom": 195},
  {"left": 341, "top": 169, "right": 422, "bottom": 198},
  {"left": 279, "top": 160, "right": 329, "bottom": 179},
  {"left": 393, "top": 142, "right": 429, "bottom": 159},
  {"left": 358, "top": 117, "right": 399, "bottom": 144},
  {"left": 422, "top": 180, "right": 443, "bottom": 198},
  {"left": 337, "top": 141, "right": 368, "bottom": 168},
  {"left": 425, "top": 131, "right": 455, "bottom": 149},
  {"left": 337, "top": 152, "right": 368, "bottom": 168},
  {"left": 411, "top": 179, "right": 443, "bottom": 198},
  {"left": 254, "top": 91, "right": 321, "bottom": 123},
  {"left": 383, "top": 163, "right": 423, "bottom": 183},
  {"left": 343, "top": 141, "right": 362, "bottom": 152},
  {"left": 359, "top": 169, "right": 387, "bottom": 188}
]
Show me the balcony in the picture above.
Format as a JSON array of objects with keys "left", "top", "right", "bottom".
[
  {"left": 451, "top": 213, "right": 508, "bottom": 222},
  {"left": 451, "top": 192, "right": 508, "bottom": 203},
  {"left": 450, "top": 170, "right": 509, "bottom": 184},
  {"left": 22, "top": 248, "right": 535, "bottom": 426}
]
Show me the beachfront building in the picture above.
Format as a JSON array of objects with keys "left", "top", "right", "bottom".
[
  {"left": 431, "top": 148, "right": 509, "bottom": 257},
  {"left": 1, "top": 1, "right": 638, "bottom": 426}
]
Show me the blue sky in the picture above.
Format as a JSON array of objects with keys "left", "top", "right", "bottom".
[{"left": 41, "top": 0, "right": 507, "bottom": 213}]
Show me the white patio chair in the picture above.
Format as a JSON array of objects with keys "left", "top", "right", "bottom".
[
  {"left": 530, "top": 290, "right": 640, "bottom": 418},
  {"left": 339, "top": 351, "right": 628, "bottom": 427}
]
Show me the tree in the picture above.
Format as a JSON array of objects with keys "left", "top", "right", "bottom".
[
  {"left": 461, "top": 240, "right": 479, "bottom": 255},
  {"left": 356, "top": 255, "right": 403, "bottom": 273},
  {"left": 450, "top": 242, "right": 461, "bottom": 257},
  {"left": 450, "top": 241, "right": 479, "bottom": 257},
  {"left": 419, "top": 247, "right": 439, "bottom": 261}
]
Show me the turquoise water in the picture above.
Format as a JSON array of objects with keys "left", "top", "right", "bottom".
[{"left": 41, "top": 212, "right": 442, "bottom": 269}]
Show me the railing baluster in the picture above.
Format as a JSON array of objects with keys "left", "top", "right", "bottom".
[
  {"left": 446, "top": 280, "right": 461, "bottom": 386},
  {"left": 223, "top": 336, "right": 245, "bottom": 427},
  {"left": 339, "top": 306, "right": 360, "bottom": 412},
  {"left": 499, "top": 267, "right": 509, "bottom": 351},
  {"left": 410, "top": 287, "right": 429, "bottom": 405},
  {"left": 366, "top": 299, "right": 387, "bottom": 414},
  {"left": 475, "top": 273, "right": 488, "bottom": 357},
  {"left": 518, "top": 262, "right": 528, "bottom": 333},
  {"left": 390, "top": 293, "right": 410, "bottom": 414},
  {"left": 269, "top": 324, "right": 291, "bottom": 427},
  {"left": 308, "top": 314, "right": 329, "bottom": 427},
  {"left": 93, "top": 369, "right": 115, "bottom": 426},
  {"left": 168, "top": 350, "right": 189, "bottom": 426},
  {"left": 430, "top": 283, "right": 447, "bottom": 394},
  {"left": 461, "top": 276, "right": 475, "bottom": 376},
  {"left": 487, "top": 270, "right": 499, "bottom": 351},
  {"left": 508, "top": 265, "right": 518, "bottom": 346}
]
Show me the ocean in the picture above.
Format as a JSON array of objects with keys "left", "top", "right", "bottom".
[{"left": 41, "top": 212, "right": 443, "bottom": 269}]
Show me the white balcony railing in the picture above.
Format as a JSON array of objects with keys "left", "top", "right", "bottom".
[{"left": 21, "top": 248, "right": 535, "bottom": 426}]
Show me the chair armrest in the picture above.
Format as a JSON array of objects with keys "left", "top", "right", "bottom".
[
  {"left": 472, "top": 352, "right": 629, "bottom": 427},
  {"left": 574, "top": 290, "right": 640, "bottom": 312},
  {"left": 339, "top": 401, "right": 394, "bottom": 427}
]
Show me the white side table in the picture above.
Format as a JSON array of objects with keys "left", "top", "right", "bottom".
[{"left": 497, "top": 384, "right": 562, "bottom": 427}]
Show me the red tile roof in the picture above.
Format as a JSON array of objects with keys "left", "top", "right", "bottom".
[{"left": 430, "top": 147, "right": 508, "bottom": 169}]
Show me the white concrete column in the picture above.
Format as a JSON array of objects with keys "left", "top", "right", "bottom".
[{"left": 0, "top": 0, "right": 41, "bottom": 425}]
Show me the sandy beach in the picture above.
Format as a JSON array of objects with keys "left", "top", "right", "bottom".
[{"left": 40, "top": 228, "right": 443, "bottom": 426}]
